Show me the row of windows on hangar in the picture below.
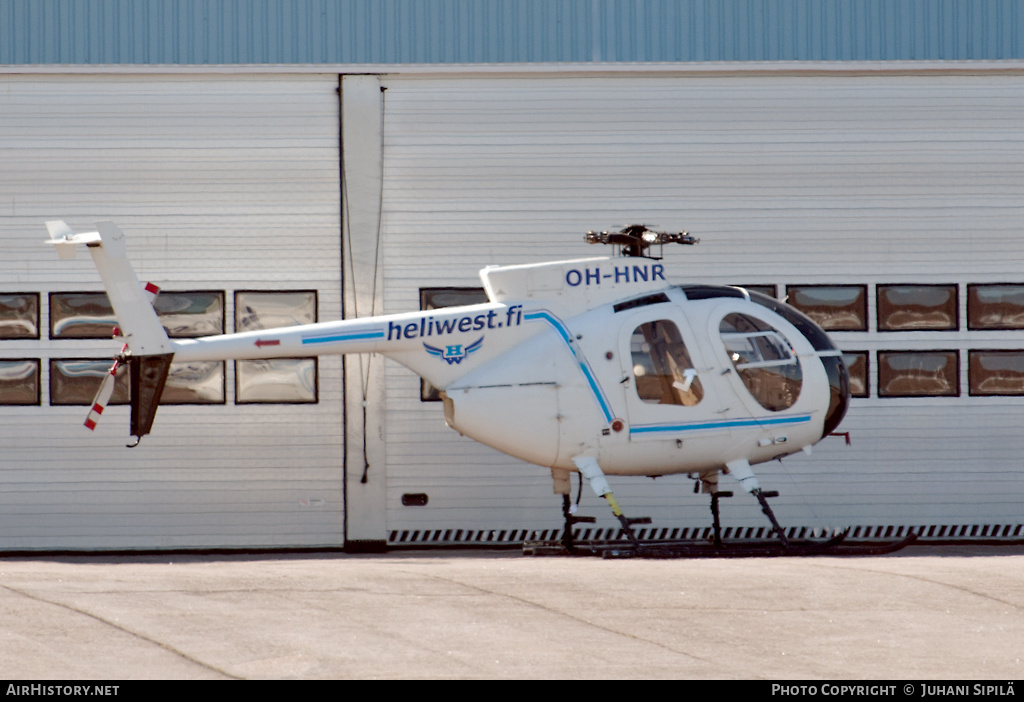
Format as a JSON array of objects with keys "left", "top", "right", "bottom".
[
  {"left": 425, "top": 284, "right": 1024, "bottom": 401},
  {"left": 0, "top": 290, "right": 318, "bottom": 406},
  {"left": 739, "top": 283, "right": 1024, "bottom": 399},
  {"left": 4, "top": 283, "right": 1024, "bottom": 405}
]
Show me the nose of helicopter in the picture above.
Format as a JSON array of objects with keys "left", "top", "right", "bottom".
[
  {"left": 745, "top": 289, "right": 850, "bottom": 440},
  {"left": 820, "top": 354, "right": 850, "bottom": 437}
]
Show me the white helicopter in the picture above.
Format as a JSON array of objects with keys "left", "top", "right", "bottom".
[{"left": 46, "top": 221, "right": 854, "bottom": 555}]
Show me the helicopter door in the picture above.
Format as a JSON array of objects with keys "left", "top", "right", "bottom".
[{"left": 619, "top": 315, "right": 713, "bottom": 441}]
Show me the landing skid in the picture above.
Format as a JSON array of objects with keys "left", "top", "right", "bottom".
[{"left": 523, "top": 531, "right": 918, "bottom": 559}]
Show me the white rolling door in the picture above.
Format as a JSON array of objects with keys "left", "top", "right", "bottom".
[
  {"left": 0, "top": 74, "right": 343, "bottom": 550},
  {"left": 379, "top": 72, "right": 1024, "bottom": 544}
]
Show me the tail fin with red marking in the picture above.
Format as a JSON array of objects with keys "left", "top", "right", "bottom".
[{"left": 47, "top": 221, "right": 173, "bottom": 445}]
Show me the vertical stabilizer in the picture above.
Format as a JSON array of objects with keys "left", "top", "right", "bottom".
[
  {"left": 46, "top": 221, "right": 172, "bottom": 356},
  {"left": 47, "top": 221, "right": 175, "bottom": 443},
  {"left": 128, "top": 354, "right": 174, "bottom": 444}
]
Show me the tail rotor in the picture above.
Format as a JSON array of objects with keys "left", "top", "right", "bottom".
[
  {"left": 83, "top": 346, "right": 126, "bottom": 431},
  {"left": 77, "top": 278, "right": 166, "bottom": 444}
]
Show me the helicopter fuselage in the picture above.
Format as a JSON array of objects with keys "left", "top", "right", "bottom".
[
  {"left": 428, "top": 258, "right": 849, "bottom": 477},
  {"left": 168, "top": 254, "right": 848, "bottom": 478},
  {"left": 49, "top": 222, "right": 848, "bottom": 485},
  {"left": 48, "top": 221, "right": 852, "bottom": 548}
]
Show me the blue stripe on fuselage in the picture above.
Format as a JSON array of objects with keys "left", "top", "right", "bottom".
[
  {"left": 523, "top": 310, "right": 614, "bottom": 423},
  {"left": 630, "top": 414, "right": 813, "bottom": 435},
  {"left": 301, "top": 328, "right": 385, "bottom": 345}
]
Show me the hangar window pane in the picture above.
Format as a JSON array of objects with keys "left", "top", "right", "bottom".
[
  {"left": 967, "top": 284, "right": 1024, "bottom": 330},
  {"left": 162, "top": 362, "right": 225, "bottom": 404},
  {"left": 235, "top": 291, "right": 316, "bottom": 332},
  {"left": 0, "top": 359, "right": 40, "bottom": 405},
  {"left": 842, "top": 351, "right": 869, "bottom": 398},
  {"left": 154, "top": 291, "right": 224, "bottom": 337},
  {"left": 50, "top": 293, "right": 116, "bottom": 339},
  {"left": 51, "top": 291, "right": 225, "bottom": 339},
  {"left": 49, "top": 359, "right": 129, "bottom": 406},
  {"left": 236, "top": 359, "right": 317, "bottom": 404},
  {"left": 0, "top": 294, "right": 39, "bottom": 339},
  {"left": 419, "top": 288, "right": 489, "bottom": 402},
  {"left": 49, "top": 358, "right": 224, "bottom": 405},
  {"left": 737, "top": 285, "right": 776, "bottom": 298},
  {"left": 785, "top": 286, "right": 867, "bottom": 331},
  {"left": 968, "top": 350, "right": 1024, "bottom": 396},
  {"left": 877, "top": 351, "right": 959, "bottom": 397},
  {"left": 631, "top": 320, "right": 703, "bottom": 406},
  {"left": 878, "top": 285, "right": 958, "bottom": 331},
  {"left": 234, "top": 291, "right": 318, "bottom": 404}
]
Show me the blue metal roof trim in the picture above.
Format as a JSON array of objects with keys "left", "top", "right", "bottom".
[{"left": 2, "top": 0, "right": 1023, "bottom": 66}]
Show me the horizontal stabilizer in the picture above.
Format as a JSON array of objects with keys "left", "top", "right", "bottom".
[{"left": 45, "top": 220, "right": 101, "bottom": 259}]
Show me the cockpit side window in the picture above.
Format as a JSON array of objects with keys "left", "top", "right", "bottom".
[
  {"left": 720, "top": 313, "right": 802, "bottom": 411},
  {"left": 631, "top": 320, "right": 704, "bottom": 406}
]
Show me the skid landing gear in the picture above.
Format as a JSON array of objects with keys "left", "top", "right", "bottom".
[
  {"left": 525, "top": 526, "right": 915, "bottom": 559},
  {"left": 560, "top": 493, "right": 596, "bottom": 551},
  {"left": 555, "top": 461, "right": 651, "bottom": 553},
  {"left": 526, "top": 460, "right": 916, "bottom": 559}
]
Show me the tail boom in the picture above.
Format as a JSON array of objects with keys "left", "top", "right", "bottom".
[{"left": 47, "top": 221, "right": 529, "bottom": 442}]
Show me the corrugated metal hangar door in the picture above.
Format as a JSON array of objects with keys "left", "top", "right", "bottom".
[
  {"left": 378, "top": 72, "right": 1024, "bottom": 546},
  {"left": 0, "top": 75, "right": 344, "bottom": 550}
]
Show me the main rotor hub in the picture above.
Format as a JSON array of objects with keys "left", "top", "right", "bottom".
[{"left": 585, "top": 224, "right": 699, "bottom": 258}]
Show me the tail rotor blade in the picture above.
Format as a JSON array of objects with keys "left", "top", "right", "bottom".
[{"left": 84, "top": 361, "right": 119, "bottom": 431}]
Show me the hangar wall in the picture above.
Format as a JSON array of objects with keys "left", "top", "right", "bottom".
[
  {"left": 377, "top": 70, "right": 1024, "bottom": 544},
  {"left": 0, "top": 74, "right": 345, "bottom": 550},
  {"left": 3, "top": 65, "right": 1024, "bottom": 550}
]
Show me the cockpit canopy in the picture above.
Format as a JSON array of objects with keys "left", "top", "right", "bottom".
[
  {"left": 679, "top": 284, "right": 850, "bottom": 435},
  {"left": 720, "top": 312, "right": 802, "bottom": 411}
]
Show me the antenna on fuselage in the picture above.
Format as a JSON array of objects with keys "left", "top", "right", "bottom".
[{"left": 584, "top": 224, "right": 699, "bottom": 259}]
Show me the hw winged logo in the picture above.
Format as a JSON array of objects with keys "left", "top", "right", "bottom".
[{"left": 424, "top": 337, "right": 483, "bottom": 365}]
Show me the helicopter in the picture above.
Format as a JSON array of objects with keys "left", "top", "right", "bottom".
[{"left": 46, "top": 221, "right": 854, "bottom": 556}]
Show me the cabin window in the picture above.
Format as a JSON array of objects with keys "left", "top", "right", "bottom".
[
  {"left": 630, "top": 320, "right": 703, "bottom": 406},
  {"left": 719, "top": 313, "right": 802, "bottom": 411},
  {"left": 235, "top": 291, "right": 318, "bottom": 404},
  {"left": 877, "top": 350, "right": 959, "bottom": 397},
  {"left": 784, "top": 285, "right": 868, "bottom": 332},
  {"left": 877, "top": 284, "right": 958, "bottom": 331}
]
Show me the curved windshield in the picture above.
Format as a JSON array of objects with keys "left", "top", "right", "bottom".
[
  {"left": 720, "top": 313, "right": 802, "bottom": 411},
  {"left": 746, "top": 290, "right": 839, "bottom": 353},
  {"left": 821, "top": 355, "right": 850, "bottom": 436},
  {"left": 747, "top": 290, "right": 850, "bottom": 431}
]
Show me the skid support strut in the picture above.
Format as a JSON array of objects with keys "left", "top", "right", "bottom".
[
  {"left": 726, "top": 459, "right": 790, "bottom": 547},
  {"left": 709, "top": 490, "right": 733, "bottom": 548},
  {"left": 551, "top": 468, "right": 595, "bottom": 552},
  {"left": 573, "top": 456, "right": 649, "bottom": 549}
]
